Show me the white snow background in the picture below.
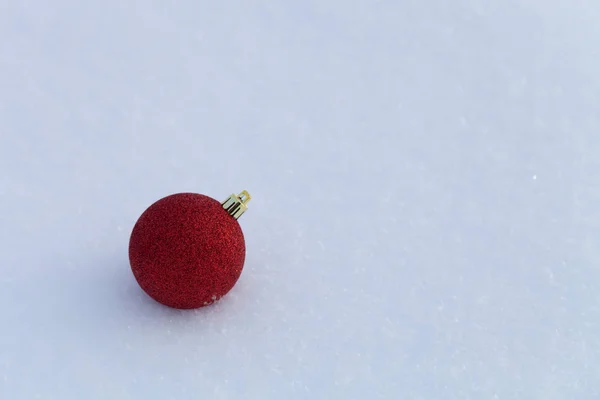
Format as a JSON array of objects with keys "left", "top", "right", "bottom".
[{"left": 1, "top": 1, "right": 599, "bottom": 399}]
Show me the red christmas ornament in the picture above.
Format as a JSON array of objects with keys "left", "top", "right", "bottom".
[{"left": 129, "top": 191, "right": 251, "bottom": 309}]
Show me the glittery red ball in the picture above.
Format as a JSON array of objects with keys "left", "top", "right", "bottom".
[{"left": 128, "top": 193, "right": 246, "bottom": 309}]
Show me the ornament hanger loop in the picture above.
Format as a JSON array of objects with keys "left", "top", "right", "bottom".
[{"left": 238, "top": 190, "right": 251, "bottom": 205}]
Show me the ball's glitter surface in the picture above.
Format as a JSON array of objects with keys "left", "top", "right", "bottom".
[{"left": 129, "top": 193, "right": 246, "bottom": 309}]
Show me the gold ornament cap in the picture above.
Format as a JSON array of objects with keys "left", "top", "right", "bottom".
[{"left": 222, "top": 190, "right": 251, "bottom": 220}]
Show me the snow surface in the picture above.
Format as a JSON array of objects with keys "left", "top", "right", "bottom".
[{"left": 1, "top": 1, "right": 600, "bottom": 399}]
